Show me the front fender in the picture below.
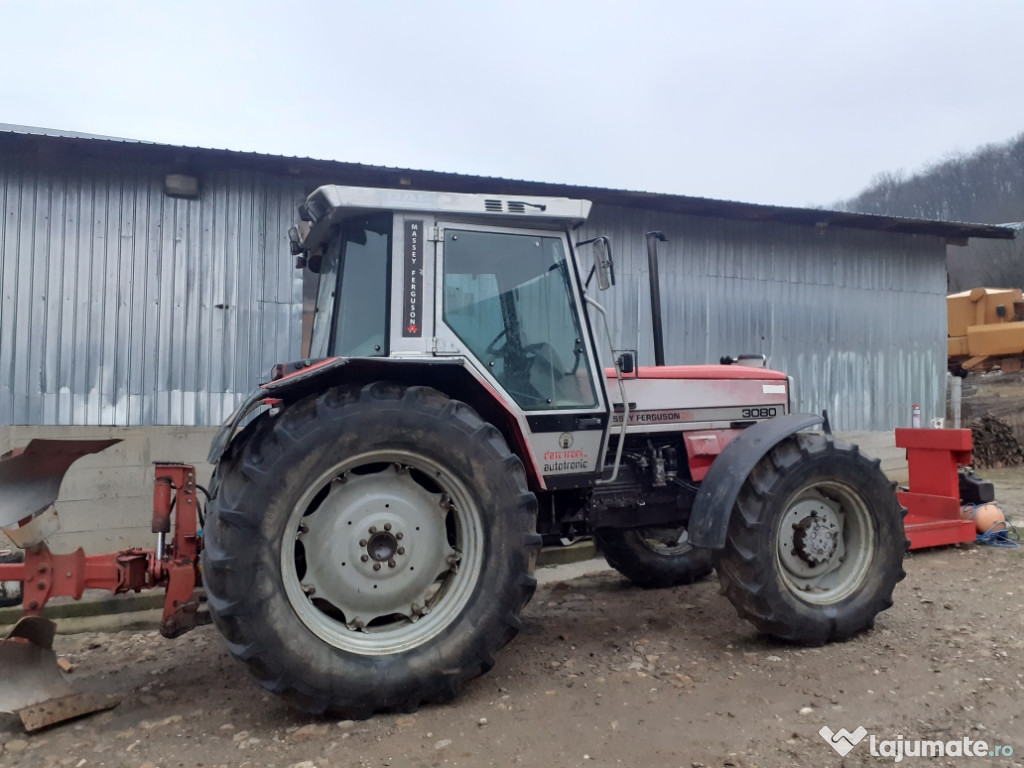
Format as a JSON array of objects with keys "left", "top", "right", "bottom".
[{"left": 687, "top": 413, "right": 824, "bottom": 549}]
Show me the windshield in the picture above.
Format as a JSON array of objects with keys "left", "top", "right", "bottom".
[
  {"left": 442, "top": 228, "right": 597, "bottom": 410},
  {"left": 308, "top": 214, "right": 392, "bottom": 358}
]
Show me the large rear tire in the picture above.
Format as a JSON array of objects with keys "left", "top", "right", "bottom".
[
  {"left": 202, "top": 383, "right": 539, "bottom": 717},
  {"left": 715, "top": 433, "right": 906, "bottom": 645},
  {"left": 596, "top": 524, "right": 714, "bottom": 588}
]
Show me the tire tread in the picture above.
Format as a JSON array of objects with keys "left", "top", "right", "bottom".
[
  {"left": 202, "top": 383, "right": 539, "bottom": 717},
  {"left": 716, "top": 433, "right": 906, "bottom": 645}
]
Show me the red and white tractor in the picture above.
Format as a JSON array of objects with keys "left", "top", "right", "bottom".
[{"left": 0, "top": 185, "right": 905, "bottom": 726}]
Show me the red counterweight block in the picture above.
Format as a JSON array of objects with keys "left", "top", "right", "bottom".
[{"left": 894, "top": 428, "right": 978, "bottom": 550}]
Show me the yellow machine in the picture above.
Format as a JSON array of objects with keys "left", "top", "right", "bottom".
[{"left": 948, "top": 287, "right": 1024, "bottom": 372}]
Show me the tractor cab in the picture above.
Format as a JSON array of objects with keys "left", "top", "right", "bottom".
[
  {"left": 302, "top": 206, "right": 599, "bottom": 411},
  {"left": 288, "top": 186, "right": 613, "bottom": 487}
]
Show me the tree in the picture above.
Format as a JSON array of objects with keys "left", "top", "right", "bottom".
[{"left": 838, "top": 133, "right": 1024, "bottom": 291}]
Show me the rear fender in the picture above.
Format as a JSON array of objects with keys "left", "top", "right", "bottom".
[
  {"left": 206, "top": 358, "right": 538, "bottom": 487},
  {"left": 687, "top": 413, "right": 824, "bottom": 549}
]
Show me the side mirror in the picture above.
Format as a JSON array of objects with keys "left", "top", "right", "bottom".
[
  {"left": 288, "top": 222, "right": 311, "bottom": 257},
  {"left": 593, "top": 237, "right": 613, "bottom": 291},
  {"left": 577, "top": 236, "right": 615, "bottom": 291}
]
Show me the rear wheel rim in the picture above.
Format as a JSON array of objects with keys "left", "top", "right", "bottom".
[{"left": 281, "top": 449, "right": 483, "bottom": 655}]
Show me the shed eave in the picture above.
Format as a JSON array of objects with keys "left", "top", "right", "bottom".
[{"left": 0, "top": 123, "right": 1014, "bottom": 242}]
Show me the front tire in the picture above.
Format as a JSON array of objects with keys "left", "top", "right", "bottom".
[
  {"left": 202, "top": 383, "right": 539, "bottom": 717},
  {"left": 596, "top": 525, "right": 714, "bottom": 588},
  {"left": 715, "top": 433, "right": 906, "bottom": 645}
]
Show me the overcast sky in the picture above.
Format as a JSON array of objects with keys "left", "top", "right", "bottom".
[{"left": 3, "top": 0, "right": 1023, "bottom": 208}]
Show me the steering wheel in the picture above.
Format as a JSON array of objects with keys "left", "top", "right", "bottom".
[
  {"left": 486, "top": 329, "right": 549, "bottom": 365},
  {"left": 485, "top": 328, "right": 509, "bottom": 358}
]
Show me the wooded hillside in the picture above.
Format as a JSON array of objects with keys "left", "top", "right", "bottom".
[{"left": 837, "top": 133, "right": 1024, "bottom": 291}]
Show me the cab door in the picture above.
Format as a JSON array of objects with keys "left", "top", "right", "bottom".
[{"left": 433, "top": 223, "right": 610, "bottom": 488}]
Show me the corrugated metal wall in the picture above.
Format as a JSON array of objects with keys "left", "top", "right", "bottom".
[
  {"left": 578, "top": 204, "right": 949, "bottom": 431},
  {"left": 0, "top": 156, "right": 948, "bottom": 431},
  {"left": 0, "top": 155, "right": 305, "bottom": 425}
]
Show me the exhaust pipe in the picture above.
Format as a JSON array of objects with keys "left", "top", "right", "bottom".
[{"left": 645, "top": 231, "right": 668, "bottom": 366}]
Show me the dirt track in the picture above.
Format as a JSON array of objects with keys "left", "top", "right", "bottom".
[{"left": 2, "top": 471, "right": 1023, "bottom": 768}]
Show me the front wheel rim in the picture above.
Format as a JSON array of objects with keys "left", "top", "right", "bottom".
[
  {"left": 281, "top": 449, "right": 483, "bottom": 655},
  {"left": 775, "top": 481, "right": 875, "bottom": 605},
  {"left": 636, "top": 526, "right": 694, "bottom": 556}
]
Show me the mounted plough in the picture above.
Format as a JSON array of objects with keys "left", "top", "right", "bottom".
[{"left": 0, "top": 439, "right": 206, "bottom": 731}]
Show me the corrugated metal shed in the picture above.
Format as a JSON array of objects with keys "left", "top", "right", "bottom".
[
  {"left": 0, "top": 125, "right": 1015, "bottom": 430},
  {"left": 1, "top": 145, "right": 305, "bottom": 425},
  {"left": 576, "top": 205, "right": 948, "bottom": 430},
  {"left": 3, "top": 124, "right": 1013, "bottom": 242}
]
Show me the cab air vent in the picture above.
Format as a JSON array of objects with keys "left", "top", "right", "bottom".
[
  {"left": 507, "top": 202, "right": 526, "bottom": 214},
  {"left": 484, "top": 199, "right": 504, "bottom": 212}
]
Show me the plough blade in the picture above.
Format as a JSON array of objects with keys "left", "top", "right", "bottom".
[
  {"left": 0, "top": 439, "right": 120, "bottom": 528},
  {"left": 0, "top": 617, "right": 118, "bottom": 731}
]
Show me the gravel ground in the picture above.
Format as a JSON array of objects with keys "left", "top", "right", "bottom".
[{"left": 1, "top": 470, "right": 1022, "bottom": 768}]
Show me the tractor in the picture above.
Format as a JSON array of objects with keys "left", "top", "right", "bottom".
[{"left": 0, "top": 185, "right": 905, "bottom": 725}]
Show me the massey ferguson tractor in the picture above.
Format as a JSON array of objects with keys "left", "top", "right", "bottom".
[{"left": 0, "top": 185, "right": 905, "bottom": 728}]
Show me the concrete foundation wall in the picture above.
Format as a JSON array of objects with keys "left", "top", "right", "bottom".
[
  {"left": 0, "top": 426, "right": 217, "bottom": 553},
  {"left": 1, "top": 426, "right": 909, "bottom": 557}
]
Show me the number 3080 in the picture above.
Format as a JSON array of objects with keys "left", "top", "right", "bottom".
[{"left": 741, "top": 407, "right": 777, "bottom": 419}]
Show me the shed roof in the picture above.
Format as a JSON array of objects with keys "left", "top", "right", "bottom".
[{"left": 1, "top": 123, "right": 1014, "bottom": 243}]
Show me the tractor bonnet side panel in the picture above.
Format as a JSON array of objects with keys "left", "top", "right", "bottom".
[{"left": 609, "top": 369, "right": 789, "bottom": 435}]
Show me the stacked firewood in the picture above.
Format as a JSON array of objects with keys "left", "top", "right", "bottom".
[{"left": 970, "top": 415, "right": 1024, "bottom": 468}]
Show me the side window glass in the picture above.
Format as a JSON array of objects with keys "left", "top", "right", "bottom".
[
  {"left": 331, "top": 214, "right": 392, "bottom": 357},
  {"left": 442, "top": 229, "right": 597, "bottom": 410},
  {"left": 308, "top": 237, "right": 341, "bottom": 358}
]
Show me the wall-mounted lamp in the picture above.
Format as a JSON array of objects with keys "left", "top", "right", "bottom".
[{"left": 163, "top": 173, "right": 200, "bottom": 199}]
